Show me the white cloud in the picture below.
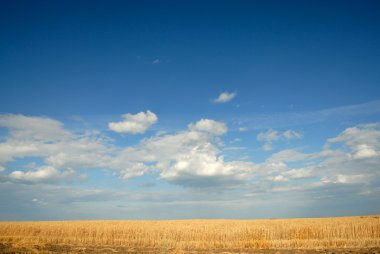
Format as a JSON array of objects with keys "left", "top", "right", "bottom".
[
  {"left": 0, "top": 114, "right": 113, "bottom": 180},
  {"left": 283, "top": 168, "right": 314, "bottom": 179},
  {"left": 113, "top": 118, "right": 254, "bottom": 186},
  {"left": 1, "top": 115, "right": 380, "bottom": 220},
  {"left": 257, "top": 129, "right": 302, "bottom": 151},
  {"left": 1, "top": 113, "right": 379, "bottom": 200},
  {"left": 327, "top": 123, "right": 380, "bottom": 160},
  {"left": 188, "top": 119, "right": 227, "bottom": 136},
  {"left": 0, "top": 114, "right": 72, "bottom": 141},
  {"left": 120, "top": 162, "right": 149, "bottom": 180},
  {"left": 271, "top": 175, "right": 288, "bottom": 182},
  {"left": 0, "top": 115, "right": 245, "bottom": 187},
  {"left": 283, "top": 130, "right": 302, "bottom": 140},
  {"left": 352, "top": 144, "right": 378, "bottom": 159},
  {"left": 257, "top": 129, "right": 279, "bottom": 151},
  {"left": 335, "top": 174, "right": 367, "bottom": 184},
  {"left": 9, "top": 166, "right": 74, "bottom": 184},
  {"left": 257, "top": 129, "right": 279, "bottom": 143},
  {"left": 257, "top": 123, "right": 380, "bottom": 194},
  {"left": 212, "top": 91, "right": 236, "bottom": 103},
  {"left": 159, "top": 143, "right": 254, "bottom": 186},
  {"left": 108, "top": 110, "right": 158, "bottom": 134}
]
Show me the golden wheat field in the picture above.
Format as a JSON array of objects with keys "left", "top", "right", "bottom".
[{"left": 0, "top": 216, "right": 379, "bottom": 253}]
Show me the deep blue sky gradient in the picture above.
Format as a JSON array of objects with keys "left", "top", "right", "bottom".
[{"left": 1, "top": 0, "right": 379, "bottom": 116}]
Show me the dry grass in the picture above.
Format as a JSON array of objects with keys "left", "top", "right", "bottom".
[{"left": 0, "top": 216, "right": 379, "bottom": 252}]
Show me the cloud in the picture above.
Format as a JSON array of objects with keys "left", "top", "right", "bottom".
[
  {"left": 268, "top": 149, "right": 317, "bottom": 162},
  {"left": 188, "top": 118, "right": 227, "bottom": 135},
  {"left": 0, "top": 114, "right": 113, "bottom": 180},
  {"left": 0, "top": 114, "right": 72, "bottom": 141},
  {"left": 0, "top": 115, "right": 253, "bottom": 188},
  {"left": 152, "top": 59, "right": 160, "bottom": 65},
  {"left": 1, "top": 115, "right": 380, "bottom": 219},
  {"left": 108, "top": 110, "right": 158, "bottom": 134},
  {"left": 257, "top": 123, "right": 380, "bottom": 197},
  {"left": 119, "top": 162, "right": 149, "bottom": 180},
  {"left": 1, "top": 113, "right": 379, "bottom": 204},
  {"left": 212, "top": 91, "right": 236, "bottom": 103},
  {"left": 0, "top": 115, "right": 380, "bottom": 219},
  {"left": 158, "top": 143, "right": 254, "bottom": 187},
  {"left": 9, "top": 166, "right": 74, "bottom": 184},
  {"left": 114, "top": 118, "right": 254, "bottom": 187},
  {"left": 352, "top": 144, "right": 378, "bottom": 159},
  {"left": 236, "top": 100, "right": 380, "bottom": 130},
  {"left": 257, "top": 129, "right": 302, "bottom": 151},
  {"left": 327, "top": 123, "right": 380, "bottom": 159},
  {"left": 283, "top": 168, "right": 315, "bottom": 180},
  {"left": 283, "top": 130, "right": 302, "bottom": 140},
  {"left": 257, "top": 129, "right": 279, "bottom": 143},
  {"left": 256, "top": 129, "right": 279, "bottom": 151}
]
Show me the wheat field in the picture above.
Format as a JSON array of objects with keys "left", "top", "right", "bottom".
[{"left": 0, "top": 216, "right": 379, "bottom": 253}]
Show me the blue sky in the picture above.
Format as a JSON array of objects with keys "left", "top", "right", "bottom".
[{"left": 0, "top": 0, "right": 380, "bottom": 220}]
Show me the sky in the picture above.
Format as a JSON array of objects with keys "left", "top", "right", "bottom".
[{"left": 0, "top": 0, "right": 380, "bottom": 220}]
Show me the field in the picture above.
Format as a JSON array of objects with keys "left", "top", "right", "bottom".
[{"left": 0, "top": 216, "right": 379, "bottom": 253}]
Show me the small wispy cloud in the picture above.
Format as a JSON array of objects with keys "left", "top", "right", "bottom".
[
  {"left": 212, "top": 91, "right": 236, "bottom": 103},
  {"left": 237, "top": 100, "right": 380, "bottom": 130},
  {"left": 257, "top": 129, "right": 302, "bottom": 151},
  {"left": 283, "top": 130, "right": 302, "bottom": 140},
  {"left": 257, "top": 129, "right": 279, "bottom": 143},
  {"left": 152, "top": 59, "right": 160, "bottom": 65}
]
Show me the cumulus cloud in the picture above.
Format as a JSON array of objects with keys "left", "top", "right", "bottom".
[
  {"left": 158, "top": 143, "right": 254, "bottom": 187},
  {"left": 188, "top": 119, "right": 227, "bottom": 135},
  {"left": 108, "top": 110, "right": 158, "bottom": 134},
  {"left": 212, "top": 91, "right": 236, "bottom": 103},
  {"left": 113, "top": 118, "right": 254, "bottom": 187},
  {"left": 1, "top": 114, "right": 380, "bottom": 220},
  {"left": 257, "top": 123, "right": 380, "bottom": 197},
  {"left": 0, "top": 114, "right": 114, "bottom": 181},
  {"left": 1, "top": 113, "right": 380, "bottom": 202},
  {"left": 327, "top": 123, "right": 380, "bottom": 159},
  {"left": 0, "top": 115, "right": 253, "bottom": 188}
]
